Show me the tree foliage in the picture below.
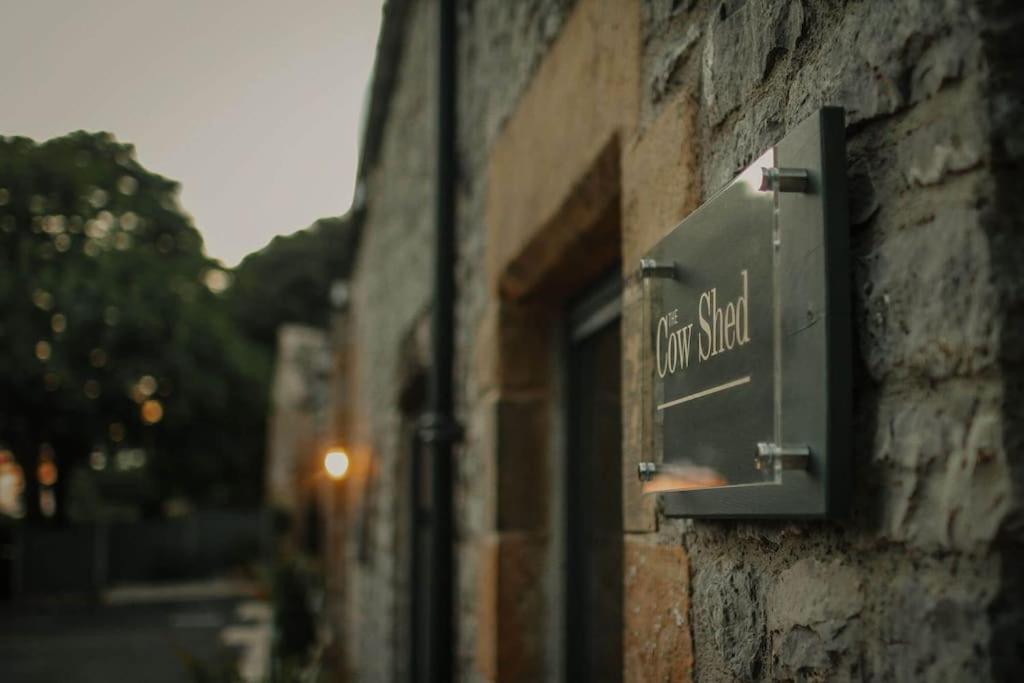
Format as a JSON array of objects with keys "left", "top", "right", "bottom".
[
  {"left": 229, "top": 215, "right": 356, "bottom": 350},
  {"left": 0, "top": 132, "right": 270, "bottom": 512}
]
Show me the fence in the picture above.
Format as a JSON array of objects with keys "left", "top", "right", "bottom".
[{"left": 2, "top": 509, "right": 271, "bottom": 597}]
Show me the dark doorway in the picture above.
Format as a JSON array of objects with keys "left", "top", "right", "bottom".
[{"left": 565, "top": 274, "right": 624, "bottom": 682}]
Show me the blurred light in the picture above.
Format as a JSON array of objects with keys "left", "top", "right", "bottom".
[
  {"left": 84, "top": 240, "right": 101, "bottom": 258},
  {"left": 0, "top": 449, "right": 25, "bottom": 519},
  {"left": 114, "top": 449, "right": 147, "bottom": 471},
  {"left": 51, "top": 313, "right": 67, "bottom": 334},
  {"left": 330, "top": 281, "right": 350, "bottom": 309},
  {"left": 35, "top": 340, "right": 51, "bottom": 361},
  {"left": 104, "top": 306, "right": 120, "bottom": 326},
  {"left": 120, "top": 211, "right": 139, "bottom": 231},
  {"left": 96, "top": 211, "right": 114, "bottom": 231},
  {"left": 37, "top": 454, "right": 58, "bottom": 487},
  {"left": 42, "top": 215, "right": 65, "bottom": 235},
  {"left": 163, "top": 498, "right": 191, "bottom": 518},
  {"left": 89, "top": 348, "right": 108, "bottom": 368},
  {"left": 39, "top": 489, "right": 56, "bottom": 518},
  {"left": 85, "top": 219, "right": 106, "bottom": 239},
  {"left": 324, "top": 449, "right": 350, "bottom": 480},
  {"left": 54, "top": 233, "right": 71, "bottom": 252},
  {"left": 32, "top": 289, "right": 53, "bottom": 311},
  {"left": 109, "top": 422, "right": 125, "bottom": 442},
  {"left": 89, "top": 450, "right": 107, "bottom": 471},
  {"left": 84, "top": 379, "right": 101, "bottom": 400},
  {"left": 141, "top": 399, "right": 163, "bottom": 425},
  {"left": 137, "top": 375, "right": 157, "bottom": 397},
  {"left": 43, "top": 372, "right": 60, "bottom": 391},
  {"left": 115, "top": 233, "right": 132, "bottom": 251},
  {"left": 88, "top": 187, "right": 108, "bottom": 209},
  {"left": 117, "top": 175, "right": 138, "bottom": 196},
  {"left": 203, "top": 269, "right": 231, "bottom": 294}
]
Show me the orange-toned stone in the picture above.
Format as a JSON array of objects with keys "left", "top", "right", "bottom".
[
  {"left": 621, "top": 93, "right": 701, "bottom": 270},
  {"left": 623, "top": 538, "right": 693, "bottom": 683},
  {"left": 486, "top": 0, "right": 640, "bottom": 298},
  {"left": 475, "top": 532, "right": 547, "bottom": 683},
  {"left": 474, "top": 302, "right": 554, "bottom": 399},
  {"left": 620, "top": 91, "right": 701, "bottom": 533}
]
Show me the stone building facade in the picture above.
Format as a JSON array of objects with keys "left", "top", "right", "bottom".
[
  {"left": 266, "top": 324, "right": 331, "bottom": 519},
  {"left": 326, "top": 0, "right": 1024, "bottom": 680}
]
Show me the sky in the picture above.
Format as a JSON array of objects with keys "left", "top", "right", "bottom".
[{"left": 1, "top": 0, "right": 383, "bottom": 266}]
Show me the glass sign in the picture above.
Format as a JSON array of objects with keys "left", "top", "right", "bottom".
[{"left": 638, "top": 108, "right": 851, "bottom": 518}]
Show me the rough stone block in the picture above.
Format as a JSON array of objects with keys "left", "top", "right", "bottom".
[
  {"left": 786, "top": 0, "right": 979, "bottom": 127},
  {"left": 622, "top": 91, "right": 700, "bottom": 270},
  {"left": 767, "top": 559, "right": 863, "bottom": 679},
  {"left": 859, "top": 208, "right": 999, "bottom": 382},
  {"left": 690, "top": 558, "right": 765, "bottom": 680},
  {"left": 701, "top": 0, "right": 805, "bottom": 127},
  {"left": 623, "top": 539, "right": 692, "bottom": 683},
  {"left": 870, "top": 565, "right": 996, "bottom": 680},
  {"left": 873, "top": 383, "right": 1011, "bottom": 551},
  {"left": 475, "top": 532, "right": 547, "bottom": 683}
]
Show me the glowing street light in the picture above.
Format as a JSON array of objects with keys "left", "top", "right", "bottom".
[{"left": 324, "top": 449, "right": 350, "bottom": 481}]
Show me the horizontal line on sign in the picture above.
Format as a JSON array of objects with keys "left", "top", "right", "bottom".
[{"left": 657, "top": 375, "right": 751, "bottom": 411}]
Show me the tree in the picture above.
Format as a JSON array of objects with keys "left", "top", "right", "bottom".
[
  {"left": 0, "top": 132, "right": 270, "bottom": 517},
  {"left": 229, "top": 215, "right": 356, "bottom": 350}
]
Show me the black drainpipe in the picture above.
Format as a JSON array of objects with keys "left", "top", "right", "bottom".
[{"left": 422, "top": 0, "right": 458, "bottom": 680}]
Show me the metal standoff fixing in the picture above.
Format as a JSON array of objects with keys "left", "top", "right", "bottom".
[
  {"left": 754, "top": 442, "right": 811, "bottom": 472},
  {"left": 638, "top": 258, "right": 679, "bottom": 280},
  {"left": 759, "top": 167, "right": 811, "bottom": 193},
  {"left": 637, "top": 461, "right": 658, "bottom": 482}
]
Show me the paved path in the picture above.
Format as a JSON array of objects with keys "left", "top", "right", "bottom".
[{"left": 0, "top": 580, "right": 270, "bottom": 683}]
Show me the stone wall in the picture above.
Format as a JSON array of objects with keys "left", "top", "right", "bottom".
[
  {"left": 342, "top": 0, "right": 437, "bottom": 678},
  {"left": 337, "top": 0, "right": 1024, "bottom": 680},
  {"left": 635, "top": 1, "right": 1022, "bottom": 679},
  {"left": 265, "top": 324, "right": 330, "bottom": 516}
]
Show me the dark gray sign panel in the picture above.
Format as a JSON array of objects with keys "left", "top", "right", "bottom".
[{"left": 638, "top": 107, "right": 850, "bottom": 517}]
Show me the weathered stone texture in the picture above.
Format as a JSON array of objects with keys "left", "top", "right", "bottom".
[
  {"left": 640, "top": 0, "right": 1023, "bottom": 680},
  {"left": 485, "top": 0, "right": 639, "bottom": 297},
  {"left": 343, "top": 0, "right": 437, "bottom": 679},
  {"left": 859, "top": 207, "right": 998, "bottom": 382},
  {"left": 690, "top": 557, "right": 766, "bottom": 680},
  {"left": 336, "top": 0, "right": 1024, "bottom": 680},
  {"left": 621, "top": 92, "right": 701, "bottom": 532},
  {"left": 767, "top": 559, "right": 863, "bottom": 679},
  {"left": 873, "top": 381, "right": 1011, "bottom": 551},
  {"left": 623, "top": 539, "right": 692, "bottom": 682},
  {"left": 475, "top": 532, "right": 548, "bottom": 683}
]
